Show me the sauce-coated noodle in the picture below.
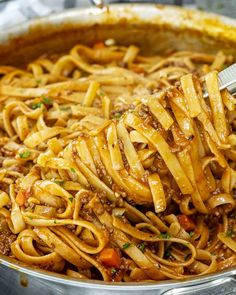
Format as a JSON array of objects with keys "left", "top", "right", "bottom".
[{"left": 0, "top": 42, "right": 235, "bottom": 282}]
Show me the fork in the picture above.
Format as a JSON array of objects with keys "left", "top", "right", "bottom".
[{"left": 203, "top": 63, "right": 236, "bottom": 98}]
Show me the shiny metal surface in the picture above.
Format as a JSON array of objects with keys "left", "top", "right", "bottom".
[
  {"left": 218, "top": 63, "right": 236, "bottom": 97},
  {"left": 0, "top": 4, "right": 236, "bottom": 294},
  {"left": 203, "top": 63, "right": 236, "bottom": 98},
  {"left": 1, "top": 260, "right": 236, "bottom": 294}
]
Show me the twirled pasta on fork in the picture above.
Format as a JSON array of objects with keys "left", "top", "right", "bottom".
[{"left": 0, "top": 41, "right": 235, "bottom": 282}]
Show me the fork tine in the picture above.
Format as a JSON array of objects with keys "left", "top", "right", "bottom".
[
  {"left": 218, "top": 63, "right": 236, "bottom": 89},
  {"left": 203, "top": 63, "right": 236, "bottom": 98}
]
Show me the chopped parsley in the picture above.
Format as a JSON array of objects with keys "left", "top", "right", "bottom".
[
  {"left": 159, "top": 233, "right": 171, "bottom": 239},
  {"left": 30, "top": 96, "right": 53, "bottom": 110},
  {"left": 189, "top": 231, "right": 194, "bottom": 238},
  {"left": 122, "top": 242, "right": 131, "bottom": 250},
  {"left": 164, "top": 248, "right": 171, "bottom": 258},
  {"left": 53, "top": 220, "right": 57, "bottom": 224},
  {"left": 138, "top": 243, "right": 145, "bottom": 253},
  {"left": 110, "top": 268, "right": 117, "bottom": 276},
  {"left": 98, "top": 89, "right": 106, "bottom": 97},
  {"left": 31, "top": 102, "right": 43, "bottom": 110},
  {"left": 184, "top": 254, "right": 191, "bottom": 261},
  {"left": 42, "top": 96, "right": 53, "bottom": 105},
  {"left": 19, "top": 150, "right": 31, "bottom": 159},
  {"left": 60, "top": 106, "right": 71, "bottom": 111},
  {"left": 68, "top": 197, "right": 73, "bottom": 203},
  {"left": 70, "top": 167, "right": 76, "bottom": 173},
  {"left": 53, "top": 180, "right": 64, "bottom": 186},
  {"left": 112, "top": 113, "right": 122, "bottom": 119},
  {"left": 226, "top": 228, "right": 234, "bottom": 237},
  {"left": 36, "top": 79, "right": 42, "bottom": 84}
]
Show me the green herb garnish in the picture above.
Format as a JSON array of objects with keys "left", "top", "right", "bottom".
[
  {"left": 53, "top": 180, "right": 64, "bottom": 186},
  {"left": 53, "top": 220, "right": 57, "bottom": 224},
  {"left": 164, "top": 249, "right": 171, "bottom": 258},
  {"left": 98, "top": 89, "right": 106, "bottom": 97},
  {"left": 42, "top": 96, "right": 53, "bottom": 105},
  {"left": 138, "top": 243, "right": 145, "bottom": 253},
  {"left": 110, "top": 268, "right": 117, "bottom": 276},
  {"left": 68, "top": 197, "right": 73, "bottom": 203},
  {"left": 122, "top": 242, "right": 131, "bottom": 249},
  {"left": 60, "top": 106, "right": 71, "bottom": 111},
  {"left": 31, "top": 102, "right": 43, "bottom": 110},
  {"left": 36, "top": 79, "right": 42, "bottom": 84},
  {"left": 70, "top": 168, "right": 76, "bottom": 173},
  {"left": 226, "top": 228, "right": 234, "bottom": 237},
  {"left": 112, "top": 113, "right": 122, "bottom": 119},
  {"left": 159, "top": 233, "right": 171, "bottom": 239},
  {"left": 189, "top": 231, "right": 194, "bottom": 238},
  {"left": 19, "top": 150, "right": 31, "bottom": 159},
  {"left": 184, "top": 254, "right": 191, "bottom": 261}
]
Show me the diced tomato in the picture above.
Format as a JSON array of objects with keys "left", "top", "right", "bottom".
[
  {"left": 99, "top": 248, "right": 121, "bottom": 268},
  {"left": 16, "top": 189, "right": 31, "bottom": 206},
  {"left": 177, "top": 215, "right": 195, "bottom": 231},
  {"left": 93, "top": 41, "right": 106, "bottom": 49}
]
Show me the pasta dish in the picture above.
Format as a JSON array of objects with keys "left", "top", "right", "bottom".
[{"left": 0, "top": 41, "right": 235, "bottom": 282}]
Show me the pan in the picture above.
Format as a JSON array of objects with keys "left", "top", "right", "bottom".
[{"left": 0, "top": 4, "right": 236, "bottom": 294}]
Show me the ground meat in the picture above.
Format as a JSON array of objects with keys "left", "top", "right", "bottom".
[
  {"left": 169, "top": 123, "right": 192, "bottom": 152},
  {"left": 110, "top": 106, "right": 129, "bottom": 119},
  {"left": 111, "top": 184, "right": 127, "bottom": 199},
  {"left": 141, "top": 170, "right": 150, "bottom": 184},
  {"left": 96, "top": 166, "right": 107, "bottom": 179},
  {"left": 114, "top": 195, "right": 124, "bottom": 207},
  {"left": 0, "top": 220, "right": 16, "bottom": 255},
  {"left": 10, "top": 165, "right": 24, "bottom": 173},
  {"left": 117, "top": 139, "right": 129, "bottom": 170},
  {"left": 151, "top": 154, "right": 168, "bottom": 176},
  {"left": 212, "top": 204, "right": 234, "bottom": 217},
  {"left": 95, "top": 203, "right": 105, "bottom": 215},
  {"left": 0, "top": 183, "right": 9, "bottom": 194},
  {"left": 66, "top": 224, "right": 76, "bottom": 232},
  {"left": 0, "top": 146, "right": 16, "bottom": 157},
  {"left": 80, "top": 208, "right": 94, "bottom": 222},
  {"left": 204, "top": 215, "right": 221, "bottom": 229},
  {"left": 138, "top": 104, "right": 163, "bottom": 131},
  {"left": 80, "top": 191, "right": 91, "bottom": 204}
]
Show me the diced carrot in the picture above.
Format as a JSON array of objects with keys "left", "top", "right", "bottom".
[
  {"left": 177, "top": 215, "right": 195, "bottom": 231},
  {"left": 99, "top": 248, "right": 121, "bottom": 268},
  {"left": 93, "top": 41, "right": 106, "bottom": 49},
  {"left": 16, "top": 189, "right": 30, "bottom": 206},
  {"left": 131, "top": 66, "right": 145, "bottom": 74}
]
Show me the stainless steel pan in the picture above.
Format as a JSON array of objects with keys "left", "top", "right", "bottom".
[{"left": 0, "top": 4, "right": 236, "bottom": 294}]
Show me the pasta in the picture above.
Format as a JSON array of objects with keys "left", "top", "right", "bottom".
[{"left": 0, "top": 41, "right": 235, "bottom": 282}]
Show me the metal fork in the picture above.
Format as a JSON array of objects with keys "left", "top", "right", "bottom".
[{"left": 203, "top": 63, "right": 236, "bottom": 98}]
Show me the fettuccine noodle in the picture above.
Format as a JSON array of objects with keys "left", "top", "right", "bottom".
[{"left": 0, "top": 41, "right": 235, "bottom": 282}]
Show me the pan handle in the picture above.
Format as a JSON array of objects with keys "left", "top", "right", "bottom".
[{"left": 161, "top": 276, "right": 236, "bottom": 295}]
